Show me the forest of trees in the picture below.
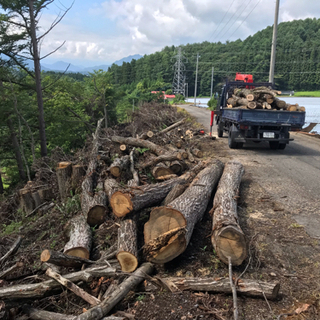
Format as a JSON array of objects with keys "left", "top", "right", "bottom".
[
  {"left": 0, "top": 4, "right": 319, "bottom": 191},
  {"left": 108, "top": 17, "right": 320, "bottom": 94}
]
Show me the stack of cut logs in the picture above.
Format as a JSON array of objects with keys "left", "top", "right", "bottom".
[
  {"left": 2, "top": 111, "right": 280, "bottom": 319},
  {"left": 227, "top": 86, "right": 305, "bottom": 112}
]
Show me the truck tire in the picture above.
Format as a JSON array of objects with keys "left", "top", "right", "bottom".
[
  {"left": 237, "top": 142, "right": 244, "bottom": 148},
  {"left": 278, "top": 143, "right": 287, "bottom": 150},
  {"left": 228, "top": 125, "right": 238, "bottom": 149},
  {"left": 217, "top": 122, "right": 224, "bottom": 137},
  {"left": 269, "top": 141, "right": 279, "bottom": 150}
]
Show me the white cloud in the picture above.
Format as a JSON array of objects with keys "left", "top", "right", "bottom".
[{"left": 35, "top": 0, "right": 320, "bottom": 65}]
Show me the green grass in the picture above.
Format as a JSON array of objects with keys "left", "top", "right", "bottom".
[{"left": 294, "top": 91, "right": 320, "bottom": 97}]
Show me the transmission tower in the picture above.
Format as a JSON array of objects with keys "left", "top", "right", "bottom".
[{"left": 172, "top": 47, "right": 187, "bottom": 96}]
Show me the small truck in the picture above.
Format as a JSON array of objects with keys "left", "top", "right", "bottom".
[{"left": 215, "top": 80, "right": 305, "bottom": 150}]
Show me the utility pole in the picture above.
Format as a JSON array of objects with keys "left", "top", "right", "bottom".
[
  {"left": 194, "top": 53, "right": 199, "bottom": 106},
  {"left": 269, "top": 0, "right": 280, "bottom": 85},
  {"left": 172, "top": 46, "right": 187, "bottom": 96},
  {"left": 184, "top": 83, "right": 188, "bottom": 100},
  {"left": 210, "top": 67, "right": 214, "bottom": 98}
]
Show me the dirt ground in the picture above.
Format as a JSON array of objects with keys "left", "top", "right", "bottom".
[{"left": 1, "top": 104, "right": 320, "bottom": 320}]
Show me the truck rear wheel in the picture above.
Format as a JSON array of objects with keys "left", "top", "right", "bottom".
[
  {"left": 269, "top": 141, "right": 279, "bottom": 150},
  {"left": 217, "top": 122, "right": 224, "bottom": 137},
  {"left": 278, "top": 143, "right": 287, "bottom": 150},
  {"left": 228, "top": 125, "right": 238, "bottom": 149}
]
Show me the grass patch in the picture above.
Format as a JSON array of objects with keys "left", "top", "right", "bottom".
[{"left": 294, "top": 91, "right": 320, "bottom": 97}]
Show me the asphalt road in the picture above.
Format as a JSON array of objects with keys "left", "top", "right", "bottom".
[{"left": 179, "top": 104, "right": 320, "bottom": 238}]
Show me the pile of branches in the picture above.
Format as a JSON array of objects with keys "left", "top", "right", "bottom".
[
  {"left": 227, "top": 86, "right": 305, "bottom": 111},
  {"left": 0, "top": 103, "right": 280, "bottom": 320}
]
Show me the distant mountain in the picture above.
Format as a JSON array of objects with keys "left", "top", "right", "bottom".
[
  {"left": 39, "top": 54, "right": 143, "bottom": 73},
  {"left": 42, "top": 61, "right": 84, "bottom": 73},
  {"left": 83, "top": 65, "right": 110, "bottom": 73},
  {"left": 113, "top": 54, "right": 142, "bottom": 66}
]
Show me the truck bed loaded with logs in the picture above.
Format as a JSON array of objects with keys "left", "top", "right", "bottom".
[{"left": 215, "top": 80, "right": 306, "bottom": 150}]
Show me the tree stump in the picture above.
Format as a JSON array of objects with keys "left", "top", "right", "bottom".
[
  {"left": 56, "top": 162, "right": 72, "bottom": 201},
  {"left": 71, "top": 165, "right": 86, "bottom": 194},
  {"left": 144, "top": 160, "right": 224, "bottom": 263},
  {"left": 19, "top": 188, "right": 35, "bottom": 214},
  {"left": 64, "top": 215, "right": 92, "bottom": 259},
  {"left": 38, "top": 188, "right": 54, "bottom": 202},
  {"left": 211, "top": 160, "right": 247, "bottom": 266}
]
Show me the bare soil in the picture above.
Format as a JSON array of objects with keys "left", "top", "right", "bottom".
[{"left": 0, "top": 104, "right": 319, "bottom": 320}]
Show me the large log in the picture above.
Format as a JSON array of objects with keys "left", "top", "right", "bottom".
[
  {"left": 211, "top": 160, "right": 247, "bottom": 266},
  {"left": 152, "top": 163, "right": 173, "bottom": 179},
  {"left": 64, "top": 215, "right": 92, "bottom": 259},
  {"left": 40, "top": 249, "right": 100, "bottom": 268},
  {"left": 127, "top": 148, "right": 140, "bottom": 187},
  {"left": 56, "top": 162, "right": 72, "bottom": 201},
  {"left": 104, "top": 179, "right": 121, "bottom": 201},
  {"left": 169, "top": 160, "right": 184, "bottom": 174},
  {"left": 273, "top": 98, "right": 287, "bottom": 109},
  {"left": 117, "top": 218, "right": 138, "bottom": 272},
  {"left": 162, "top": 277, "right": 280, "bottom": 300},
  {"left": 111, "top": 136, "right": 167, "bottom": 156},
  {"left": 138, "top": 130, "right": 154, "bottom": 140},
  {"left": 161, "top": 184, "right": 188, "bottom": 206},
  {"left": 144, "top": 160, "right": 224, "bottom": 264},
  {"left": 140, "top": 152, "right": 182, "bottom": 170},
  {"left": 110, "top": 161, "right": 208, "bottom": 218},
  {"left": 86, "top": 181, "right": 108, "bottom": 227},
  {"left": 108, "top": 156, "right": 130, "bottom": 178},
  {"left": 234, "top": 88, "right": 254, "bottom": 101},
  {"left": 81, "top": 119, "right": 103, "bottom": 224},
  {"left": 0, "top": 265, "right": 116, "bottom": 300}
]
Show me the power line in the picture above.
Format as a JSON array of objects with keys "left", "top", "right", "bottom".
[
  {"left": 208, "top": 0, "right": 236, "bottom": 41},
  {"left": 227, "top": 0, "right": 262, "bottom": 40},
  {"left": 217, "top": 0, "right": 253, "bottom": 41},
  {"left": 214, "top": 0, "right": 246, "bottom": 41}
]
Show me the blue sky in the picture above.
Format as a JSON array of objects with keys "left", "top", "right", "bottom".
[{"left": 39, "top": 0, "right": 320, "bottom": 67}]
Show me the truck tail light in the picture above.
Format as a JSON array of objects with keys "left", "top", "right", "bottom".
[{"left": 240, "top": 125, "right": 249, "bottom": 130}]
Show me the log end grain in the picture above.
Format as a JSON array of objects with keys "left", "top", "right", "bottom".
[
  {"left": 212, "top": 225, "right": 247, "bottom": 266},
  {"left": 110, "top": 191, "right": 133, "bottom": 217},
  {"left": 144, "top": 207, "right": 187, "bottom": 264},
  {"left": 109, "top": 167, "right": 121, "bottom": 177},
  {"left": 152, "top": 166, "right": 173, "bottom": 179},
  {"left": 116, "top": 251, "right": 138, "bottom": 273},
  {"left": 87, "top": 205, "right": 108, "bottom": 227},
  {"left": 40, "top": 249, "right": 51, "bottom": 262},
  {"left": 64, "top": 247, "right": 90, "bottom": 260},
  {"left": 58, "top": 161, "right": 72, "bottom": 169}
]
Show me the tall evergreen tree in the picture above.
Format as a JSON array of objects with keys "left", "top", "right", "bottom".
[{"left": 0, "top": 0, "right": 72, "bottom": 157}]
